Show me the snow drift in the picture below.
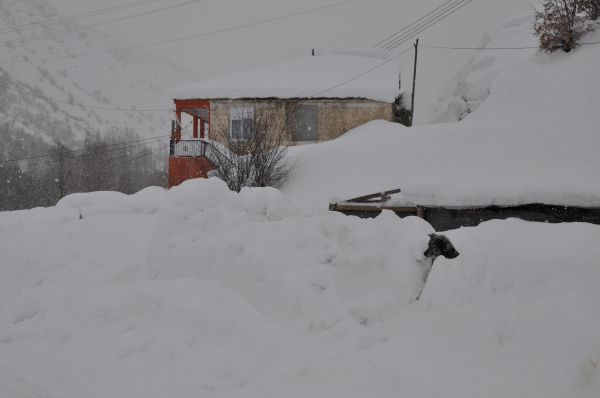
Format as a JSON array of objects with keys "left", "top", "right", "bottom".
[
  {"left": 1, "top": 179, "right": 599, "bottom": 398},
  {"left": 283, "top": 14, "right": 600, "bottom": 210}
]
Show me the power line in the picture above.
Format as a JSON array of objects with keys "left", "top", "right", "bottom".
[
  {"left": 0, "top": 0, "right": 160, "bottom": 35},
  {"left": 104, "top": 144, "right": 169, "bottom": 171},
  {"left": 0, "top": 130, "right": 171, "bottom": 163},
  {"left": 373, "top": 0, "right": 456, "bottom": 48},
  {"left": 0, "top": 0, "right": 208, "bottom": 46},
  {"left": 314, "top": 46, "right": 413, "bottom": 97},
  {"left": 0, "top": 82, "right": 172, "bottom": 112},
  {"left": 317, "top": 0, "right": 472, "bottom": 96},
  {"left": 383, "top": 0, "right": 472, "bottom": 51},
  {"left": 0, "top": 0, "right": 355, "bottom": 66}
]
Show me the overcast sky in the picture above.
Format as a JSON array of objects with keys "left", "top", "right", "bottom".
[{"left": 48, "top": 0, "right": 532, "bottom": 122}]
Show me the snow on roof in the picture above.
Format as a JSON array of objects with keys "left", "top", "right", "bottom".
[{"left": 171, "top": 49, "right": 401, "bottom": 102}]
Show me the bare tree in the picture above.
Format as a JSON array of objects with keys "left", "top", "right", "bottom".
[
  {"left": 49, "top": 140, "right": 73, "bottom": 201},
  {"left": 534, "top": 0, "right": 589, "bottom": 52},
  {"left": 209, "top": 103, "right": 295, "bottom": 192}
]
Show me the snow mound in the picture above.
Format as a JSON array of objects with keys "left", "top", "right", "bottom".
[
  {"left": 284, "top": 118, "right": 600, "bottom": 209},
  {"left": 1, "top": 180, "right": 599, "bottom": 397},
  {"left": 0, "top": 178, "right": 438, "bottom": 398}
]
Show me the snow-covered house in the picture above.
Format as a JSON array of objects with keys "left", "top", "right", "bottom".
[{"left": 168, "top": 49, "right": 401, "bottom": 187}]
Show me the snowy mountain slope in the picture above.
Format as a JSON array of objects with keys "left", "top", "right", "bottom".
[
  {"left": 0, "top": 0, "right": 195, "bottom": 146},
  {"left": 0, "top": 178, "right": 598, "bottom": 398},
  {"left": 282, "top": 14, "right": 600, "bottom": 209}
]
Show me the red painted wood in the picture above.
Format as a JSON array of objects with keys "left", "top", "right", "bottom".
[
  {"left": 168, "top": 157, "right": 215, "bottom": 188},
  {"left": 200, "top": 119, "right": 206, "bottom": 139},
  {"left": 174, "top": 99, "right": 210, "bottom": 112},
  {"left": 175, "top": 109, "right": 182, "bottom": 141}
]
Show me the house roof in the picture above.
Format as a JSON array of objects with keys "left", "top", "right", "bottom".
[{"left": 171, "top": 49, "right": 401, "bottom": 103}]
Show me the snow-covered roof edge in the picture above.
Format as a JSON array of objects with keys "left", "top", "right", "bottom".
[{"left": 171, "top": 49, "right": 401, "bottom": 103}]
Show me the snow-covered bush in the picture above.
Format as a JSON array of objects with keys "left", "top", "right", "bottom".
[
  {"left": 209, "top": 105, "right": 295, "bottom": 192},
  {"left": 581, "top": 0, "right": 600, "bottom": 19},
  {"left": 534, "top": 0, "right": 595, "bottom": 52}
]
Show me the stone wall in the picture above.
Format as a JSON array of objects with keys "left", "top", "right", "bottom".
[{"left": 207, "top": 99, "right": 394, "bottom": 144}]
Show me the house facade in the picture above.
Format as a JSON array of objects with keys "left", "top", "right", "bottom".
[
  {"left": 168, "top": 49, "right": 402, "bottom": 187},
  {"left": 208, "top": 98, "right": 393, "bottom": 143}
]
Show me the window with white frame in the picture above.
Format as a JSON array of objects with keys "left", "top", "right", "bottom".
[{"left": 230, "top": 106, "right": 254, "bottom": 140}]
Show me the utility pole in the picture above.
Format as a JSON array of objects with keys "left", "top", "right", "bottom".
[{"left": 410, "top": 38, "right": 419, "bottom": 127}]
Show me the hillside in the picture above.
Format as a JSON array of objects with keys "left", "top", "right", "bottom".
[{"left": 0, "top": 0, "right": 194, "bottom": 149}]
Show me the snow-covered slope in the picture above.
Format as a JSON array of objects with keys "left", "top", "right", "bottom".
[
  {"left": 0, "top": 0, "right": 195, "bottom": 146},
  {"left": 0, "top": 179, "right": 598, "bottom": 398},
  {"left": 432, "top": 13, "right": 600, "bottom": 122},
  {"left": 283, "top": 14, "right": 600, "bottom": 209}
]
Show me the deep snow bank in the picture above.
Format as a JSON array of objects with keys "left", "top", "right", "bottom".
[
  {"left": 283, "top": 13, "right": 600, "bottom": 210},
  {"left": 284, "top": 118, "right": 600, "bottom": 209},
  {"left": 1, "top": 179, "right": 599, "bottom": 398},
  {"left": 0, "top": 179, "right": 435, "bottom": 398}
]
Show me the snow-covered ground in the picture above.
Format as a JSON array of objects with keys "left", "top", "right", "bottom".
[
  {"left": 1, "top": 178, "right": 599, "bottom": 398},
  {"left": 2, "top": 10, "right": 600, "bottom": 398}
]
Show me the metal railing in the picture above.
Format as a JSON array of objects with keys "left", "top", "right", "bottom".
[
  {"left": 169, "top": 139, "right": 235, "bottom": 169},
  {"left": 170, "top": 139, "right": 208, "bottom": 157}
]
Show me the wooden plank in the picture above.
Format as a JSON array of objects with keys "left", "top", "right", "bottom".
[{"left": 347, "top": 189, "right": 402, "bottom": 203}]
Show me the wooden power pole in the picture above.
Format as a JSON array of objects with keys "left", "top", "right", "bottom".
[{"left": 410, "top": 38, "right": 419, "bottom": 127}]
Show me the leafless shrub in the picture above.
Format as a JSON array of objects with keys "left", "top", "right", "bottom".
[{"left": 208, "top": 103, "right": 295, "bottom": 192}]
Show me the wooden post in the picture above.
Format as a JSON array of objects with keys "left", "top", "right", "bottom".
[
  {"left": 193, "top": 116, "right": 199, "bottom": 139},
  {"left": 175, "top": 109, "right": 182, "bottom": 141},
  {"left": 410, "top": 38, "right": 419, "bottom": 127},
  {"left": 200, "top": 119, "right": 206, "bottom": 139}
]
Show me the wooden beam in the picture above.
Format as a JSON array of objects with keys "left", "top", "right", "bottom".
[{"left": 347, "top": 189, "right": 402, "bottom": 203}]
